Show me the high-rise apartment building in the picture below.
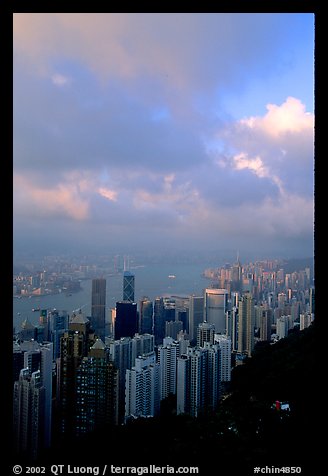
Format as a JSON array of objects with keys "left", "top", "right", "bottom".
[
  {"left": 309, "top": 287, "right": 315, "bottom": 316},
  {"left": 75, "top": 339, "right": 119, "bottom": 435},
  {"left": 214, "top": 334, "right": 232, "bottom": 383},
  {"left": 276, "top": 315, "right": 290, "bottom": 339},
  {"left": 109, "top": 336, "right": 132, "bottom": 423},
  {"left": 259, "top": 309, "right": 272, "bottom": 342},
  {"left": 125, "top": 353, "right": 160, "bottom": 421},
  {"left": 131, "top": 333, "right": 154, "bottom": 364},
  {"left": 91, "top": 278, "right": 106, "bottom": 340},
  {"left": 197, "top": 321, "right": 215, "bottom": 347},
  {"left": 13, "top": 369, "right": 45, "bottom": 461},
  {"left": 177, "top": 344, "right": 220, "bottom": 417},
  {"left": 57, "top": 330, "right": 88, "bottom": 436},
  {"left": 157, "top": 337, "right": 179, "bottom": 400},
  {"left": 40, "top": 342, "right": 53, "bottom": 448},
  {"left": 300, "top": 312, "right": 313, "bottom": 330},
  {"left": 109, "top": 333, "right": 154, "bottom": 423},
  {"left": 13, "top": 342, "right": 24, "bottom": 383},
  {"left": 14, "top": 341, "right": 53, "bottom": 449},
  {"left": 204, "top": 288, "right": 228, "bottom": 334}
]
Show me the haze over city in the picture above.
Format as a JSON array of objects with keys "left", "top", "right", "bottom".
[{"left": 13, "top": 13, "right": 314, "bottom": 259}]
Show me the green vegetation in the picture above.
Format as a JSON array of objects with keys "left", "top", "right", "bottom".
[{"left": 40, "top": 324, "right": 318, "bottom": 474}]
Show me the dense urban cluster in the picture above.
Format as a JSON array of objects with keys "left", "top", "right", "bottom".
[{"left": 12, "top": 256, "right": 315, "bottom": 462}]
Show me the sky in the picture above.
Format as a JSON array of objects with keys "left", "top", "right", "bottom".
[{"left": 13, "top": 13, "right": 315, "bottom": 261}]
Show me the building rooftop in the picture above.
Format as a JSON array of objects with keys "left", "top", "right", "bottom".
[
  {"left": 91, "top": 338, "right": 106, "bottom": 350},
  {"left": 70, "top": 313, "right": 90, "bottom": 324},
  {"left": 21, "top": 317, "right": 35, "bottom": 330}
]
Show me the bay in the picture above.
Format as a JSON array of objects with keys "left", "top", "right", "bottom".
[{"left": 13, "top": 262, "right": 212, "bottom": 331}]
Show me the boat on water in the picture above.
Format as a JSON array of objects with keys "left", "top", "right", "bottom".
[
  {"left": 32, "top": 307, "right": 41, "bottom": 312},
  {"left": 168, "top": 275, "right": 176, "bottom": 279}
]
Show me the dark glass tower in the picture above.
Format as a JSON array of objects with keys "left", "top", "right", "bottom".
[
  {"left": 115, "top": 301, "right": 138, "bottom": 339},
  {"left": 154, "top": 297, "right": 165, "bottom": 345},
  {"left": 91, "top": 278, "right": 106, "bottom": 340},
  {"left": 139, "top": 297, "right": 153, "bottom": 334}
]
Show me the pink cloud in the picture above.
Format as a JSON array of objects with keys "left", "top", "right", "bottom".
[
  {"left": 240, "top": 97, "right": 314, "bottom": 137},
  {"left": 98, "top": 187, "right": 118, "bottom": 201},
  {"left": 14, "top": 174, "right": 90, "bottom": 220}
]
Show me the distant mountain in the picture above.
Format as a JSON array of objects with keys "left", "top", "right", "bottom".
[{"left": 281, "top": 256, "right": 314, "bottom": 275}]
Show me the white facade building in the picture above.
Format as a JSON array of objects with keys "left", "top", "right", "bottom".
[
  {"left": 125, "top": 354, "right": 160, "bottom": 420},
  {"left": 157, "top": 337, "right": 179, "bottom": 399},
  {"left": 176, "top": 344, "right": 220, "bottom": 417},
  {"left": 214, "top": 334, "right": 232, "bottom": 383}
]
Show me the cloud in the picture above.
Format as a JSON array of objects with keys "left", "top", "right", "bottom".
[
  {"left": 51, "top": 73, "right": 72, "bottom": 86},
  {"left": 233, "top": 153, "right": 269, "bottom": 178},
  {"left": 13, "top": 173, "right": 90, "bottom": 221},
  {"left": 240, "top": 96, "right": 314, "bottom": 137},
  {"left": 13, "top": 14, "right": 314, "bottom": 258},
  {"left": 213, "top": 97, "right": 314, "bottom": 197},
  {"left": 13, "top": 95, "right": 314, "bottom": 256},
  {"left": 98, "top": 187, "right": 118, "bottom": 202},
  {"left": 13, "top": 13, "right": 304, "bottom": 99}
]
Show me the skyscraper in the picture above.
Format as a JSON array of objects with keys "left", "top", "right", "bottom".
[
  {"left": 177, "top": 344, "right": 220, "bottom": 417},
  {"left": 14, "top": 340, "right": 53, "bottom": 449},
  {"left": 157, "top": 337, "right": 179, "bottom": 400},
  {"left": 189, "top": 295, "right": 204, "bottom": 344},
  {"left": 231, "top": 255, "right": 242, "bottom": 292},
  {"left": 108, "top": 333, "right": 155, "bottom": 423},
  {"left": 58, "top": 329, "right": 88, "bottom": 436},
  {"left": 197, "top": 321, "right": 215, "bottom": 348},
  {"left": 39, "top": 342, "right": 53, "bottom": 448},
  {"left": 75, "top": 340, "right": 119, "bottom": 435},
  {"left": 91, "top": 278, "right": 106, "bottom": 340},
  {"left": 123, "top": 271, "right": 135, "bottom": 303},
  {"left": 215, "top": 334, "right": 232, "bottom": 383},
  {"left": 13, "top": 369, "right": 45, "bottom": 461},
  {"left": 131, "top": 333, "right": 154, "bottom": 363},
  {"left": 125, "top": 353, "right": 160, "bottom": 421},
  {"left": 115, "top": 301, "right": 138, "bottom": 340},
  {"left": 165, "top": 319, "right": 183, "bottom": 340},
  {"left": 238, "top": 292, "right": 255, "bottom": 356},
  {"left": 48, "top": 309, "right": 69, "bottom": 359},
  {"left": 154, "top": 297, "right": 165, "bottom": 345},
  {"left": 13, "top": 342, "right": 24, "bottom": 383},
  {"left": 259, "top": 308, "right": 272, "bottom": 342},
  {"left": 300, "top": 312, "right": 313, "bottom": 330},
  {"left": 139, "top": 297, "right": 153, "bottom": 334},
  {"left": 204, "top": 288, "right": 228, "bottom": 334},
  {"left": 109, "top": 336, "right": 132, "bottom": 423}
]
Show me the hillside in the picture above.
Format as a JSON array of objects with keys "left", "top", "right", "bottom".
[{"left": 38, "top": 323, "right": 319, "bottom": 474}]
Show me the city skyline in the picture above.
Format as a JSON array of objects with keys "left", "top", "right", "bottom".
[
  {"left": 12, "top": 250, "right": 315, "bottom": 463},
  {"left": 13, "top": 13, "right": 314, "bottom": 259}
]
